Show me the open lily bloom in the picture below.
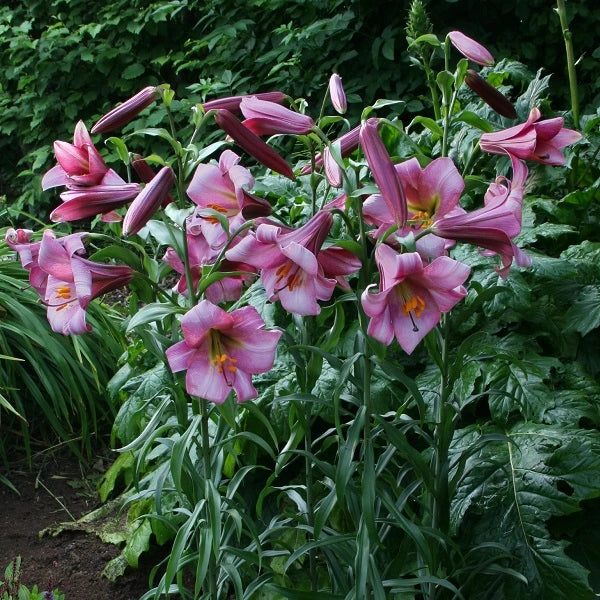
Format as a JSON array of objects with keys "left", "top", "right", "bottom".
[
  {"left": 362, "top": 244, "right": 470, "bottom": 354},
  {"left": 225, "top": 211, "right": 349, "bottom": 315},
  {"left": 37, "top": 230, "right": 133, "bottom": 335},
  {"left": 166, "top": 300, "right": 281, "bottom": 403},
  {"left": 432, "top": 154, "right": 531, "bottom": 277},
  {"left": 50, "top": 169, "right": 141, "bottom": 223},
  {"left": 479, "top": 107, "right": 582, "bottom": 165},
  {"left": 364, "top": 157, "right": 464, "bottom": 259},
  {"left": 42, "top": 121, "right": 109, "bottom": 190},
  {"left": 240, "top": 96, "right": 314, "bottom": 136},
  {"left": 187, "top": 150, "right": 265, "bottom": 249}
]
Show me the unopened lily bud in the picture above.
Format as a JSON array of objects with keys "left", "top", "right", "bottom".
[
  {"left": 131, "top": 154, "right": 175, "bottom": 206},
  {"left": 240, "top": 96, "right": 314, "bottom": 135},
  {"left": 464, "top": 70, "right": 517, "bottom": 119},
  {"left": 323, "top": 145, "right": 343, "bottom": 187},
  {"left": 202, "top": 91, "right": 287, "bottom": 115},
  {"left": 91, "top": 86, "right": 160, "bottom": 134},
  {"left": 448, "top": 31, "right": 494, "bottom": 66},
  {"left": 329, "top": 73, "right": 347, "bottom": 114},
  {"left": 123, "top": 166, "right": 175, "bottom": 237},
  {"left": 214, "top": 109, "right": 296, "bottom": 180}
]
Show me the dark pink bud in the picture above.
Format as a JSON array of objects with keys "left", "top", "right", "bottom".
[
  {"left": 214, "top": 109, "right": 295, "bottom": 180},
  {"left": 131, "top": 154, "right": 175, "bottom": 207},
  {"left": 464, "top": 70, "right": 516, "bottom": 119},
  {"left": 329, "top": 73, "right": 347, "bottom": 114},
  {"left": 123, "top": 166, "right": 175, "bottom": 237},
  {"left": 91, "top": 86, "right": 160, "bottom": 134},
  {"left": 448, "top": 31, "right": 494, "bottom": 66}
]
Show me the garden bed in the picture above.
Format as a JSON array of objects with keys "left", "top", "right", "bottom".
[{"left": 0, "top": 453, "right": 152, "bottom": 600}]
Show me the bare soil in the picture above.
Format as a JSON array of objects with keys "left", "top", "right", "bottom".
[{"left": 0, "top": 452, "right": 154, "bottom": 600}]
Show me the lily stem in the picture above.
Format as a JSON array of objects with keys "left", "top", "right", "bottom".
[{"left": 556, "top": 0, "right": 579, "bottom": 129}]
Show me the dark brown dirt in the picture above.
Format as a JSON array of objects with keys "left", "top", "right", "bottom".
[{"left": 0, "top": 452, "right": 154, "bottom": 600}]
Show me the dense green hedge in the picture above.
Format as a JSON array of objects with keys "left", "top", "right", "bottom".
[{"left": 0, "top": 0, "right": 597, "bottom": 218}]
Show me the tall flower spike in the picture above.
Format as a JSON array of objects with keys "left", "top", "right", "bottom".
[
  {"left": 123, "top": 166, "right": 175, "bottom": 237},
  {"left": 214, "top": 109, "right": 296, "bottom": 180},
  {"left": 91, "top": 86, "right": 161, "bottom": 134},
  {"left": 448, "top": 31, "right": 494, "bottom": 66},
  {"left": 166, "top": 300, "right": 281, "bottom": 404},
  {"left": 329, "top": 73, "right": 347, "bottom": 114},
  {"left": 359, "top": 118, "right": 407, "bottom": 227}
]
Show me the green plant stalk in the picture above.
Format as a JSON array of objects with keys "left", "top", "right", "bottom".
[
  {"left": 201, "top": 398, "right": 218, "bottom": 600},
  {"left": 428, "top": 317, "right": 451, "bottom": 600},
  {"left": 556, "top": 0, "right": 579, "bottom": 129}
]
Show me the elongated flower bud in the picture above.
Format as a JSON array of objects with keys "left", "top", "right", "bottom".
[
  {"left": 202, "top": 91, "right": 287, "bottom": 115},
  {"left": 329, "top": 73, "right": 347, "bottom": 114},
  {"left": 240, "top": 96, "right": 314, "bottom": 135},
  {"left": 448, "top": 31, "right": 494, "bottom": 66},
  {"left": 359, "top": 118, "right": 407, "bottom": 227},
  {"left": 464, "top": 70, "right": 516, "bottom": 119},
  {"left": 300, "top": 125, "right": 360, "bottom": 175},
  {"left": 214, "top": 109, "right": 295, "bottom": 180},
  {"left": 123, "top": 166, "right": 175, "bottom": 237},
  {"left": 91, "top": 86, "right": 160, "bottom": 134},
  {"left": 323, "top": 145, "right": 343, "bottom": 187},
  {"left": 131, "top": 154, "right": 175, "bottom": 206}
]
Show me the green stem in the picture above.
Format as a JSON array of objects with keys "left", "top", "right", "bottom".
[
  {"left": 428, "top": 317, "right": 451, "bottom": 600},
  {"left": 556, "top": 0, "right": 580, "bottom": 129},
  {"left": 201, "top": 399, "right": 218, "bottom": 600}
]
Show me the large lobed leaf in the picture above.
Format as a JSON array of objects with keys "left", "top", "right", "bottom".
[{"left": 451, "top": 422, "right": 600, "bottom": 599}]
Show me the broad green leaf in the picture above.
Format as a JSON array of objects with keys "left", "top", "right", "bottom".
[
  {"left": 452, "top": 423, "right": 600, "bottom": 599},
  {"left": 563, "top": 286, "right": 600, "bottom": 336}
]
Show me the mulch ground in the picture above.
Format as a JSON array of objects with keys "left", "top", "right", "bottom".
[{"left": 0, "top": 451, "right": 155, "bottom": 600}]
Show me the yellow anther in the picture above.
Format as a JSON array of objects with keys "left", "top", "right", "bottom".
[
  {"left": 56, "top": 285, "right": 71, "bottom": 294},
  {"left": 226, "top": 365, "right": 237, "bottom": 372}
]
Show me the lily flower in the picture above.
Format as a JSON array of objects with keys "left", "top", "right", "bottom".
[
  {"left": 432, "top": 154, "right": 531, "bottom": 277},
  {"left": 166, "top": 300, "right": 281, "bottom": 404},
  {"left": 464, "top": 69, "right": 517, "bottom": 119},
  {"left": 323, "top": 144, "right": 343, "bottom": 187},
  {"left": 91, "top": 86, "right": 160, "bottom": 134},
  {"left": 214, "top": 109, "right": 296, "bottom": 180},
  {"left": 329, "top": 73, "right": 347, "bottom": 114},
  {"left": 359, "top": 118, "right": 407, "bottom": 227},
  {"left": 240, "top": 96, "right": 315, "bottom": 135},
  {"left": 50, "top": 169, "right": 141, "bottom": 223},
  {"left": 186, "top": 150, "right": 268, "bottom": 249},
  {"left": 42, "top": 121, "right": 109, "bottom": 190},
  {"left": 37, "top": 230, "right": 133, "bottom": 335},
  {"left": 447, "top": 31, "right": 494, "bottom": 66},
  {"left": 364, "top": 156, "right": 464, "bottom": 258},
  {"left": 361, "top": 244, "right": 470, "bottom": 354},
  {"left": 301, "top": 124, "right": 361, "bottom": 176},
  {"left": 123, "top": 166, "right": 175, "bottom": 237},
  {"left": 202, "top": 91, "right": 287, "bottom": 115},
  {"left": 479, "top": 107, "right": 582, "bottom": 165},
  {"left": 225, "top": 211, "right": 346, "bottom": 315}
]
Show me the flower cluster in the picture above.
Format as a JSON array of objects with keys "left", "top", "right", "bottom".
[{"left": 9, "top": 29, "right": 581, "bottom": 405}]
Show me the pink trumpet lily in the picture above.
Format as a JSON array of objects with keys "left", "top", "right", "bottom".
[
  {"left": 432, "top": 154, "right": 531, "bottom": 277},
  {"left": 225, "top": 211, "right": 356, "bottom": 315},
  {"left": 37, "top": 230, "right": 133, "bottom": 335},
  {"left": 202, "top": 91, "right": 287, "bottom": 115},
  {"left": 240, "top": 96, "right": 315, "bottom": 136},
  {"left": 166, "top": 300, "right": 281, "bottom": 404},
  {"left": 447, "top": 31, "right": 494, "bottom": 66},
  {"left": 50, "top": 169, "right": 141, "bottom": 223},
  {"left": 361, "top": 244, "right": 470, "bottom": 354},
  {"left": 186, "top": 150, "right": 269, "bottom": 249},
  {"left": 479, "top": 107, "right": 582, "bottom": 165},
  {"left": 42, "top": 121, "right": 109, "bottom": 190}
]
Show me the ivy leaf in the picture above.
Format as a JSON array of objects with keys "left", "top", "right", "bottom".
[{"left": 452, "top": 423, "right": 600, "bottom": 599}]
